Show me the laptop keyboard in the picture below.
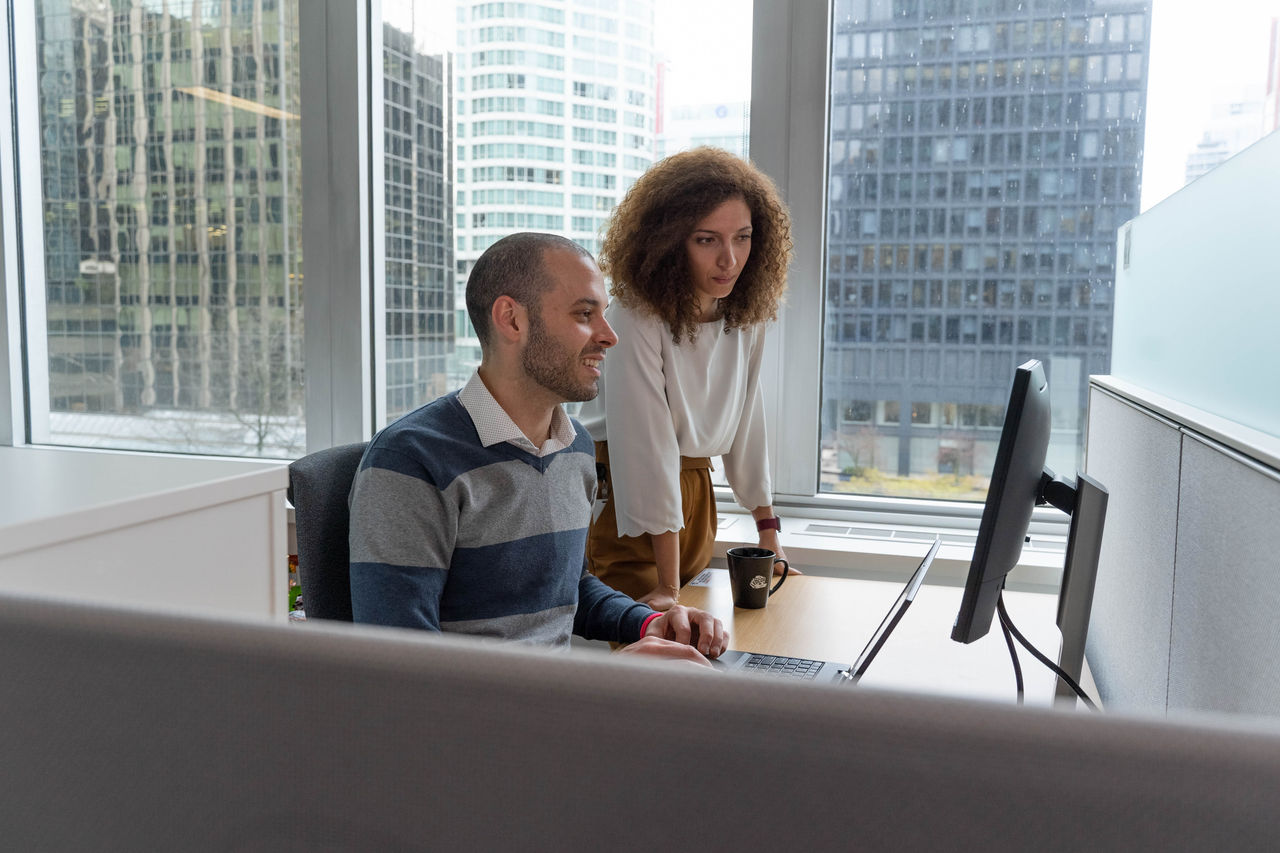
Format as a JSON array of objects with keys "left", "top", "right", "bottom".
[{"left": 741, "top": 654, "right": 826, "bottom": 680}]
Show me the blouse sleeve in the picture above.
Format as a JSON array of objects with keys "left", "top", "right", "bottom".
[
  {"left": 602, "top": 306, "right": 685, "bottom": 537},
  {"left": 720, "top": 324, "right": 774, "bottom": 512}
]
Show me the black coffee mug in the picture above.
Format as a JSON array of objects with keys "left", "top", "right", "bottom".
[{"left": 726, "top": 546, "right": 789, "bottom": 609}]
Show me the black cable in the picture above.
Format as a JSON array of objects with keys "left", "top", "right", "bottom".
[
  {"left": 997, "top": 602, "right": 1025, "bottom": 704},
  {"left": 997, "top": 594, "right": 1099, "bottom": 711}
]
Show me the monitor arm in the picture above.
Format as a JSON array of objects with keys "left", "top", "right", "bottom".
[
  {"left": 1034, "top": 465, "right": 1109, "bottom": 704},
  {"left": 1036, "top": 466, "right": 1078, "bottom": 515}
]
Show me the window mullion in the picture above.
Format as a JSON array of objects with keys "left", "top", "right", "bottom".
[
  {"left": 299, "top": 0, "right": 375, "bottom": 452},
  {"left": 750, "top": 0, "right": 830, "bottom": 500}
]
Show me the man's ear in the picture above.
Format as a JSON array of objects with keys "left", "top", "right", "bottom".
[{"left": 490, "top": 295, "right": 526, "bottom": 344}]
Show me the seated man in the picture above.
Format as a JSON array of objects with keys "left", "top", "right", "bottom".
[{"left": 349, "top": 232, "right": 726, "bottom": 664}]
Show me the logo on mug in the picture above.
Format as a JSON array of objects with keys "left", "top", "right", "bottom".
[{"left": 749, "top": 576, "right": 768, "bottom": 589}]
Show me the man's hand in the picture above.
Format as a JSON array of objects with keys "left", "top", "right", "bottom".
[
  {"left": 614, "top": 635, "right": 714, "bottom": 669},
  {"left": 642, "top": 604, "right": 728, "bottom": 659}
]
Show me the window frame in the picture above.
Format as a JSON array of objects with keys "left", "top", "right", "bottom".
[
  {"left": 0, "top": 0, "right": 18, "bottom": 447},
  {"left": 0, "top": 0, "right": 1066, "bottom": 538}
]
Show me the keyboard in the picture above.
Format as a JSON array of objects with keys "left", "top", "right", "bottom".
[{"left": 740, "top": 654, "right": 827, "bottom": 680}]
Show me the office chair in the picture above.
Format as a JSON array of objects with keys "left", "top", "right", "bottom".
[{"left": 287, "top": 442, "right": 369, "bottom": 622}]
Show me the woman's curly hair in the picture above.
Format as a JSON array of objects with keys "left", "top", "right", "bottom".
[{"left": 599, "top": 147, "right": 793, "bottom": 344}]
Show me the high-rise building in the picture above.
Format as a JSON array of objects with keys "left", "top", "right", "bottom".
[
  {"left": 449, "top": 0, "right": 658, "bottom": 381},
  {"left": 1184, "top": 95, "right": 1266, "bottom": 185},
  {"left": 382, "top": 24, "right": 455, "bottom": 421},
  {"left": 655, "top": 101, "right": 750, "bottom": 159},
  {"left": 37, "top": 0, "right": 305, "bottom": 455},
  {"left": 821, "top": 1, "right": 1150, "bottom": 492}
]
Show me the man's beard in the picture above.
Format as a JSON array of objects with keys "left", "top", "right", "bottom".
[{"left": 521, "top": 311, "right": 601, "bottom": 403}]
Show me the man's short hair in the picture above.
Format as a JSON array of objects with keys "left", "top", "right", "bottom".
[{"left": 465, "top": 232, "right": 593, "bottom": 349}]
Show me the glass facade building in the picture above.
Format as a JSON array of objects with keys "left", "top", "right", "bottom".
[
  {"left": 821, "top": 0, "right": 1150, "bottom": 498},
  {"left": 448, "top": 0, "right": 657, "bottom": 382},
  {"left": 382, "top": 23, "right": 454, "bottom": 422},
  {"left": 36, "top": 0, "right": 304, "bottom": 455}
]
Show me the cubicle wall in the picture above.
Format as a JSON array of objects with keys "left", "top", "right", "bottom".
[
  {"left": 4, "top": 591, "right": 1280, "bottom": 849},
  {"left": 1086, "top": 129, "right": 1280, "bottom": 718},
  {"left": 0, "top": 447, "right": 290, "bottom": 619},
  {"left": 1085, "top": 380, "right": 1280, "bottom": 716}
]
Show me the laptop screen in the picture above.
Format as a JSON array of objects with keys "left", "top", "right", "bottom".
[{"left": 848, "top": 537, "right": 940, "bottom": 680}]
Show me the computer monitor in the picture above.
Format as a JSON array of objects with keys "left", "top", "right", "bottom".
[
  {"left": 951, "top": 359, "right": 1051, "bottom": 644},
  {"left": 950, "top": 358, "right": 1109, "bottom": 704}
]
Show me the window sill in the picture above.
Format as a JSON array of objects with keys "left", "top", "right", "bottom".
[{"left": 711, "top": 510, "right": 1066, "bottom": 594}]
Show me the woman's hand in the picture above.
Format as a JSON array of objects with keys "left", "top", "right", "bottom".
[
  {"left": 756, "top": 530, "right": 800, "bottom": 576},
  {"left": 637, "top": 586, "right": 679, "bottom": 612}
]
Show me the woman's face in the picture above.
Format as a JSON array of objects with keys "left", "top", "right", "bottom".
[{"left": 684, "top": 196, "right": 753, "bottom": 319}]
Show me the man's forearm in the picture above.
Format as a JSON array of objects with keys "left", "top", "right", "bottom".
[{"left": 574, "top": 572, "right": 654, "bottom": 642}]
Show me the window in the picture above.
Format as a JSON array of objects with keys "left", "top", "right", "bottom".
[
  {"left": 2, "top": 0, "right": 1269, "bottom": 535},
  {"left": 819, "top": 0, "right": 1150, "bottom": 501},
  {"left": 23, "top": 0, "right": 304, "bottom": 456},
  {"left": 379, "top": 0, "right": 750, "bottom": 424}
]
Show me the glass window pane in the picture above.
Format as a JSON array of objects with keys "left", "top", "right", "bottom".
[
  {"left": 33, "top": 0, "right": 304, "bottom": 457},
  {"left": 379, "top": 0, "right": 751, "bottom": 425},
  {"left": 821, "top": 1, "right": 1150, "bottom": 498}
]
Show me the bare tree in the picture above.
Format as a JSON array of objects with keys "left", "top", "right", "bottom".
[{"left": 835, "top": 424, "right": 880, "bottom": 477}]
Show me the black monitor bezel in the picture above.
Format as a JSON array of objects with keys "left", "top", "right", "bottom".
[{"left": 951, "top": 359, "right": 1051, "bottom": 644}]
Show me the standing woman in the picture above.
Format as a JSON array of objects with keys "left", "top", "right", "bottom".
[{"left": 578, "top": 147, "right": 793, "bottom": 611}]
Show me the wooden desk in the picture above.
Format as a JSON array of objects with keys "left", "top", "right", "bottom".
[{"left": 682, "top": 568, "right": 1073, "bottom": 706}]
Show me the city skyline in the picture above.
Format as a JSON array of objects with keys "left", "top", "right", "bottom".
[{"left": 25, "top": 0, "right": 1277, "bottom": 470}]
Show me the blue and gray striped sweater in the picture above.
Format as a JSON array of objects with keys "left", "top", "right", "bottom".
[{"left": 349, "top": 391, "right": 653, "bottom": 647}]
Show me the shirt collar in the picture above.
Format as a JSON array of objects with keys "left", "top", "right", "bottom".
[{"left": 457, "top": 370, "right": 577, "bottom": 457}]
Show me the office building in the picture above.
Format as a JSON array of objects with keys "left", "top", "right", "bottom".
[
  {"left": 822, "top": 1, "right": 1150, "bottom": 489},
  {"left": 382, "top": 24, "right": 455, "bottom": 421},
  {"left": 1184, "top": 95, "right": 1266, "bottom": 185},
  {"left": 35, "top": 4, "right": 458, "bottom": 445},
  {"left": 655, "top": 99, "right": 750, "bottom": 159},
  {"left": 448, "top": 0, "right": 657, "bottom": 380},
  {"left": 36, "top": 0, "right": 305, "bottom": 454}
]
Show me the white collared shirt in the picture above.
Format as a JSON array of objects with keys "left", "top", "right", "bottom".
[{"left": 457, "top": 370, "right": 578, "bottom": 457}]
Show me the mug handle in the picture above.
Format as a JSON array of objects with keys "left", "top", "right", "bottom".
[{"left": 769, "top": 559, "right": 790, "bottom": 595}]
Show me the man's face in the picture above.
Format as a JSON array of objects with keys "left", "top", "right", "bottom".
[{"left": 521, "top": 249, "right": 618, "bottom": 402}]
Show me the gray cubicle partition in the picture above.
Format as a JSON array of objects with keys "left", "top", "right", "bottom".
[
  {"left": 1086, "top": 379, "right": 1280, "bottom": 718},
  {"left": 4, "top": 591, "right": 1280, "bottom": 850},
  {"left": 1084, "top": 386, "right": 1182, "bottom": 711},
  {"left": 1170, "top": 435, "right": 1280, "bottom": 714}
]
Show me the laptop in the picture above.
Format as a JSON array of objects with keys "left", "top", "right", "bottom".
[{"left": 712, "top": 537, "right": 940, "bottom": 684}]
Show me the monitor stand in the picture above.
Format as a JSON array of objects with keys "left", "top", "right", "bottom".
[{"left": 1038, "top": 469, "right": 1109, "bottom": 704}]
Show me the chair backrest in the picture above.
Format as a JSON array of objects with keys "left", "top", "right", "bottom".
[{"left": 287, "top": 442, "right": 369, "bottom": 621}]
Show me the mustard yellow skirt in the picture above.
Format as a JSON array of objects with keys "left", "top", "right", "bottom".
[{"left": 587, "top": 441, "right": 718, "bottom": 600}]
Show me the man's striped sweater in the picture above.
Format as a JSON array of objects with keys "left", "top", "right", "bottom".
[{"left": 349, "top": 390, "right": 653, "bottom": 646}]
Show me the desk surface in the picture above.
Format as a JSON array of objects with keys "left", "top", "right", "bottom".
[{"left": 682, "top": 568, "right": 1071, "bottom": 705}]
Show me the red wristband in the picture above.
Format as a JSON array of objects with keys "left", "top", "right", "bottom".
[
  {"left": 640, "top": 611, "right": 662, "bottom": 637},
  {"left": 756, "top": 516, "right": 781, "bottom": 532}
]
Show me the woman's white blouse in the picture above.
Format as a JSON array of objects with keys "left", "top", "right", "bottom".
[{"left": 578, "top": 302, "right": 773, "bottom": 538}]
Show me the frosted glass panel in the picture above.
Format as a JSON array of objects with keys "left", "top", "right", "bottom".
[{"left": 1111, "top": 131, "right": 1280, "bottom": 440}]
